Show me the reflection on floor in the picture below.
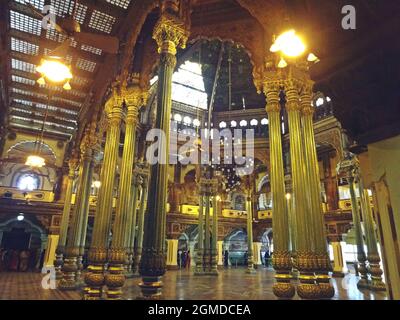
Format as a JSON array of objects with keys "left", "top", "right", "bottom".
[{"left": 0, "top": 267, "right": 388, "bottom": 300}]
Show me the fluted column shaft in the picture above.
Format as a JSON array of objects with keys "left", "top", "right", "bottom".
[
  {"left": 210, "top": 195, "right": 219, "bottom": 274},
  {"left": 105, "top": 96, "right": 141, "bottom": 299},
  {"left": 301, "top": 87, "right": 334, "bottom": 298},
  {"left": 55, "top": 159, "right": 77, "bottom": 280},
  {"left": 204, "top": 195, "right": 211, "bottom": 271},
  {"left": 357, "top": 177, "right": 385, "bottom": 290},
  {"left": 195, "top": 195, "right": 204, "bottom": 274},
  {"left": 264, "top": 83, "right": 294, "bottom": 298},
  {"left": 60, "top": 147, "right": 94, "bottom": 290},
  {"left": 348, "top": 176, "right": 369, "bottom": 289},
  {"left": 246, "top": 194, "right": 255, "bottom": 273},
  {"left": 285, "top": 82, "right": 319, "bottom": 299},
  {"left": 134, "top": 180, "right": 148, "bottom": 274},
  {"left": 84, "top": 104, "right": 123, "bottom": 300},
  {"left": 127, "top": 177, "right": 140, "bottom": 275},
  {"left": 139, "top": 14, "right": 188, "bottom": 299}
]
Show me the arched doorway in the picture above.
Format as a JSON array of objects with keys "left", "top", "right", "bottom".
[
  {"left": 0, "top": 217, "right": 47, "bottom": 272},
  {"left": 223, "top": 228, "right": 248, "bottom": 267},
  {"left": 260, "top": 229, "right": 273, "bottom": 265}
]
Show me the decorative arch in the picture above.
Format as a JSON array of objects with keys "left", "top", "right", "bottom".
[{"left": 6, "top": 140, "right": 57, "bottom": 166}]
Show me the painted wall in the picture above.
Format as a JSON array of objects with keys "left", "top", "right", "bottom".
[{"left": 360, "top": 135, "right": 400, "bottom": 300}]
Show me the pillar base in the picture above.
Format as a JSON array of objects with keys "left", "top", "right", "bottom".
[
  {"left": 246, "top": 267, "right": 256, "bottom": 274},
  {"left": 138, "top": 276, "right": 163, "bottom": 300},
  {"left": 58, "top": 279, "right": 80, "bottom": 291},
  {"left": 166, "top": 265, "right": 179, "bottom": 270},
  {"left": 296, "top": 283, "right": 321, "bottom": 299},
  {"left": 357, "top": 278, "right": 369, "bottom": 289},
  {"left": 272, "top": 282, "right": 295, "bottom": 299},
  {"left": 368, "top": 279, "right": 386, "bottom": 291},
  {"left": 318, "top": 283, "right": 335, "bottom": 299}
]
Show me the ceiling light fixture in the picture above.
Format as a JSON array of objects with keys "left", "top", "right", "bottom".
[
  {"left": 270, "top": 29, "right": 319, "bottom": 68},
  {"left": 36, "top": 56, "right": 73, "bottom": 86}
]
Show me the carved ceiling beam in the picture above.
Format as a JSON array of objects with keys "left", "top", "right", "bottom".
[
  {"left": 10, "top": 102, "right": 77, "bottom": 121},
  {"left": 9, "top": 93, "right": 80, "bottom": 112},
  {"left": 8, "top": 29, "right": 104, "bottom": 64},
  {"left": 9, "top": 109, "right": 77, "bottom": 128},
  {"left": 9, "top": 82, "right": 85, "bottom": 105}
]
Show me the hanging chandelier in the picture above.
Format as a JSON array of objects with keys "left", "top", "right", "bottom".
[{"left": 36, "top": 56, "right": 72, "bottom": 90}]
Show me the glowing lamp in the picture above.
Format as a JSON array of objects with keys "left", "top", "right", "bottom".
[
  {"left": 92, "top": 180, "right": 101, "bottom": 188},
  {"left": 285, "top": 193, "right": 291, "bottom": 200},
  {"left": 270, "top": 29, "right": 306, "bottom": 58},
  {"left": 25, "top": 155, "right": 46, "bottom": 168},
  {"left": 17, "top": 213, "right": 25, "bottom": 221},
  {"left": 36, "top": 56, "right": 72, "bottom": 84},
  {"left": 37, "top": 77, "right": 46, "bottom": 85},
  {"left": 63, "top": 81, "right": 72, "bottom": 90}
]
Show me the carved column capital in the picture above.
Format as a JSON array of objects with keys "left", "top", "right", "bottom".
[
  {"left": 301, "top": 81, "right": 315, "bottom": 116},
  {"left": 68, "top": 152, "right": 79, "bottom": 177},
  {"left": 285, "top": 80, "right": 302, "bottom": 112},
  {"left": 152, "top": 14, "right": 189, "bottom": 55},
  {"left": 123, "top": 87, "right": 148, "bottom": 126}
]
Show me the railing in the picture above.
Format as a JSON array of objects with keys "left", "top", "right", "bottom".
[
  {"left": 0, "top": 186, "right": 54, "bottom": 202},
  {"left": 313, "top": 103, "right": 334, "bottom": 121}
]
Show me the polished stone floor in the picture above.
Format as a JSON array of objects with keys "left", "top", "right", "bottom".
[{"left": 0, "top": 267, "right": 388, "bottom": 300}]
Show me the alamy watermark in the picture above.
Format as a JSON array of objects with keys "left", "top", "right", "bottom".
[
  {"left": 342, "top": 5, "right": 356, "bottom": 30},
  {"left": 41, "top": 266, "right": 56, "bottom": 290},
  {"left": 146, "top": 123, "right": 255, "bottom": 176}
]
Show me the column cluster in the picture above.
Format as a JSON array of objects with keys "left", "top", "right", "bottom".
[
  {"left": 263, "top": 77, "right": 295, "bottom": 298},
  {"left": 195, "top": 177, "right": 219, "bottom": 275},
  {"left": 54, "top": 153, "right": 78, "bottom": 280},
  {"left": 337, "top": 153, "right": 386, "bottom": 291},
  {"left": 263, "top": 66, "right": 335, "bottom": 299},
  {"left": 60, "top": 122, "right": 98, "bottom": 290},
  {"left": 105, "top": 87, "right": 147, "bottom": 300}
]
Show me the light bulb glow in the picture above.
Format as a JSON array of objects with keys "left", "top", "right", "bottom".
[
  {"left": 37, "top": 77, "right": 46, "bottom": 85},
  {"left": 271, "top": 30, "right": 306, "bottom": 58},
  {"left": 285, "top": 193, "right": 291, "bottom": 200},
  {"left": 36, "top": 57, "right": 72, "bottom": 83},
  {"left": 63, "top": 81, "right": 72, "bottom": 90},
  {"left": 92, "top": 180, "right": 101, "bottom": 188},
  {"left": 17, "top": 214, "right": 24, "bottom": 221},
  {"left": 25, "top": 155, "right": 45, "bottom": 168},
  {"left": 307, "top": 52, "right": 319, "bottom": 62},
  {"left": 277, "top": 57, "right": 288, "bottom": 68}
]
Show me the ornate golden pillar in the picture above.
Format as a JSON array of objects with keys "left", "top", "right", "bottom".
[
  {"left": 210, "top": 193, "right": 219, "bottom": 275},
  {"left": 245, "top": 192, "right": 255, "bottom": 274},
  {"left": 105, "top": 87, "right": 145, "bottom": 299},
  {"left": 60, "top": 127, "right": 96, "bottom": 290},
  {"left": 285, "top": 78, "right": 319, "bottom": 298},
  {"left": 204, "top": 193, "right": 211, "bottom": 272},
  {"left": 138, "top": 8, "right": 189, "bottom": 299},
  {"left": 355, "top": 168, "right": 386, "bottom": 291},
  {"left": 195, "top": 194, "right": 204, "bottom": 275},
  {"left": 337, "top": 154, "right": 369, "bottom": 289},
  {"left": 126, "top": 172, "right": 140, "bottom": 276},
  {"left": 84, "top": 93, "right": 123, "bottom": 299},
  {"left": 55, "top": 154, "right": 78, "bottom": 280},
  {"left": 263, "top": 78, "right": 294, "bottom": 298},
  {"left": 300, "top": 83, "right": 334, "bottom": 298}
]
